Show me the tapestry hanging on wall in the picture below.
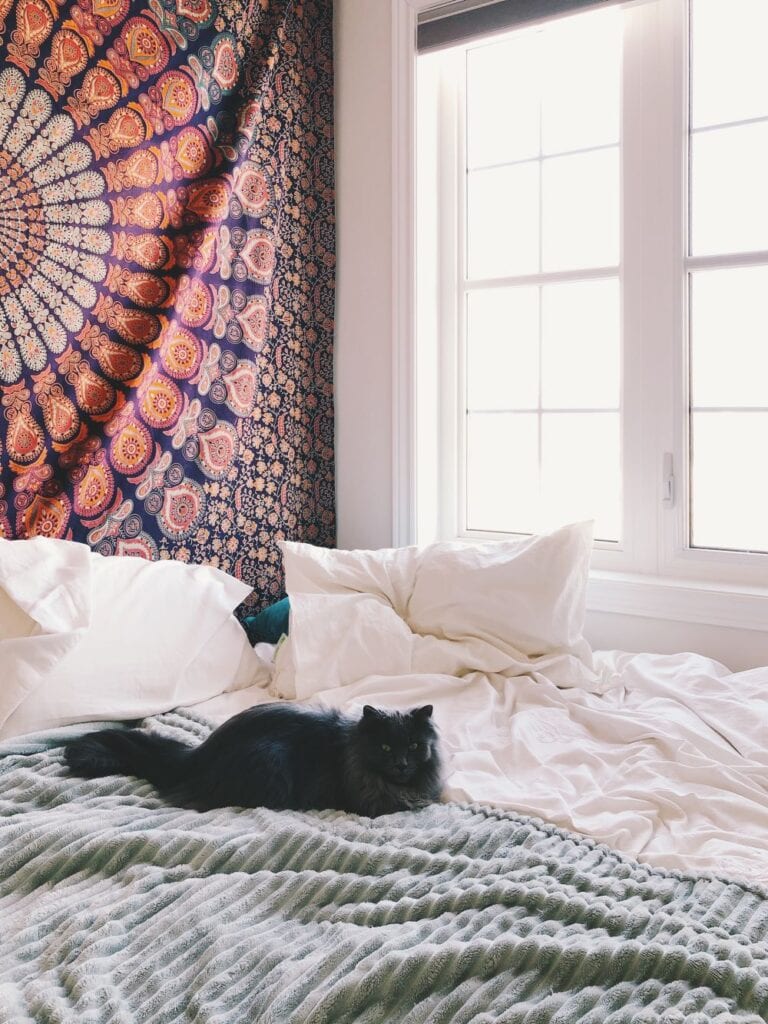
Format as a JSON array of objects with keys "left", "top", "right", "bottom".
[{"left": 0, "top": 0, "right": 335, "bottom": 603}]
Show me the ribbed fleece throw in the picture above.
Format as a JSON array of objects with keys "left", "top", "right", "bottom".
[{"left": 0, "top": 709, "right": 766, "bottom": 1023}]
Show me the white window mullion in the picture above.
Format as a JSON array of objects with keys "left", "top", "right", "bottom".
[
  {"left": 688, "top": 250, "right": 768, "bottom": 272},
  {"left": 465, "top": 267, "right": 620, "bottom": 290},
  {"left": 453, "top": 50, "right": 467, "bottom": 539},
  {"left": 582, "top": 0, "right": 658, "bottom": 572},
  {"left": 415, "top": 49, "right": 441, "bottom": 547},
  {"left": 663, "top": 0, "right": 691, "bottom": 577},
  {"left": 415, "top": 48, "right": 463, "bottom": 545},
  {"left": 614, "top": 0, "right": 686, "bottom": 578}
]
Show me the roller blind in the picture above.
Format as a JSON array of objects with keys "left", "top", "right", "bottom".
[{"left": 417, "top": 0, "right": 624, "bottom": 52}]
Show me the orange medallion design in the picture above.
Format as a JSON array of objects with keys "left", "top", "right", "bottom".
[{"left": 0, "top": 0, "right": 335, "bottom": 594}]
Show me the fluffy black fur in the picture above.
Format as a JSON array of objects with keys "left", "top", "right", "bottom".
[{"left": 64, "top": 703, "right": 443, "bottom": 816}]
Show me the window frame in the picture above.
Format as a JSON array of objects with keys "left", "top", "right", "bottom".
[{"left": 393, "top": 0, "right": 768, "bottom": 626}]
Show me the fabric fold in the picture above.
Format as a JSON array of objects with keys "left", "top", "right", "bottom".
[{"left": 0, "top": 537, "right": 92, "bottom": 730}]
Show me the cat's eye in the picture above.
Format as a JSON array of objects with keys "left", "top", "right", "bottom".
[
  {"left": 409, "top": 743, "right": 418, "bottom": 750},
  {"left": 381, "top": 743, "right": 391, "bottom": 752}
]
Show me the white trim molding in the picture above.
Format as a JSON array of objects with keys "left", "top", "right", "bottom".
[
  {"left": 587, "top": 572, "right": 768, "bottom": 632},
  {"left": 393, "top": 0, "right": 438, "bottom": 546}
]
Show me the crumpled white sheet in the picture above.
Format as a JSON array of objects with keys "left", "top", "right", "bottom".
[{"left": 191, "top": 648, "right": 768, "bottom": 885}]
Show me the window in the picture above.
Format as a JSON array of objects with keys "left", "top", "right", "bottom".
[
  {"left": 688, "top": 0, "right": 768, "bottom": 555},
  {"left": 414, "top": 0, "right": 768, "bottom": 586}
]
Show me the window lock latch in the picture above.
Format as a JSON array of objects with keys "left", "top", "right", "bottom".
[{"left": 662, "top": 452, "right": 675, "bottom": 508}]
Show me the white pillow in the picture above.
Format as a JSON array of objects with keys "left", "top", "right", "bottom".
[
  {"left": 408, "top": 525, "right": 593, "bottom": 659},
  {"left": 0, "top": 540, "right": 264, "bottom": 739},
  {"left": 0, "top": 588, "right": 36, "bottom": 641},
  {"left": 0, "top": 538, "right": 92, "bottom": 731},
  {"left": 274, "top": 522, "right": 599, "bottom": 700}
]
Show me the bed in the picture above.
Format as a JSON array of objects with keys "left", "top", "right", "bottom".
[{"left": 0, "top": 527, "right": 767, "bottom": 1022}]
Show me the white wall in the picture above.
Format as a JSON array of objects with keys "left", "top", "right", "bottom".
[
  {"left": 586, "top": 612, "right": 768, "bottom": 673},
  {"left": 332, "top": 0, "right": 768, "bottom": 672},
  {"left": 334, "top": 0, "right": 395, "bottom": 550}
]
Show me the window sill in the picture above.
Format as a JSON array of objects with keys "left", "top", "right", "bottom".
[{"left": 586, "top": 571, "right": 768, "bottom": 632}]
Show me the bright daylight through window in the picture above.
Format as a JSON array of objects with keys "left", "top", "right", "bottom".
[
  {"left": 416, "top": 0, "right": 768, "bottom": 580},
  {"left": 688, "top": 0, "right": 768, "bottom": 553}
]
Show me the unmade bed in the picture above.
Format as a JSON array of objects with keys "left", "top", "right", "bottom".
[
  {"left": 0, "top": 527, "right": 767, "bottom": 1022},
  {"left": 1, "top": 711, "right": 767, "bottom": 1024}
]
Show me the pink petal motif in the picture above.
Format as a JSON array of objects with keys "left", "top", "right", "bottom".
[
  {"left": 195, "top": 419, "right": 238, "bottom": 480},
  {"left": 157, "top": 478, "right": 205, "bottom": 540}
]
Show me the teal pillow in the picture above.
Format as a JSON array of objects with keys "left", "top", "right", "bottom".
[{"left": 242, "top": 597, "right": 290, "bottom": 645}]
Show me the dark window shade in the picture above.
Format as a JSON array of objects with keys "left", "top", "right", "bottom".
[{"left": 417, "top": 0, "right": 623, "bottom": 52}]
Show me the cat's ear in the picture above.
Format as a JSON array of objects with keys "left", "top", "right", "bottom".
[
  {"left": 411, "top": 705, "right": 433, "bottom": 720},
  {"left": 362, "top": 705, "right": 380, "bottom": 720}
]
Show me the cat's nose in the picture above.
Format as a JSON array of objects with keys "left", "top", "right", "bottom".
[{"left": 395, "top": 760, "right": 408, "bottom": 770}]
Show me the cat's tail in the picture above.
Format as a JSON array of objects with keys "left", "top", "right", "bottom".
[{"left": 64, "top": 729, "right": 193, "bottom": 791}]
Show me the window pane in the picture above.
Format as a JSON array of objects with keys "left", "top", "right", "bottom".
[
  {"left": 690, "top": 0, "right": 768, "bottom": 129},
  {"left": 691, "top": 266, "right": 768, "bottom": 408},
  {"left": 467, "top": 35, "right": 540, "bottom": 169},
  {"left": 467, "top": 288, "right": 539, "bottom": 410},
  {"left": 541, "top": 8, "right": 621, "bottom": 155},
  {"left": 542, "top": 149, "right": 619, "bottom": 272},
  {"left": 541, "top": 413, "right": 620, "bottom": 541},
  {"left": 467, "top": 164, "right": 539, "bottom": 279},
  {"left": 690, "top": 124, "right": 768, "bottom": 256},
  {"left": 541, "top": 278, "right": 620, "bottom": 409},
  {"left": 434, "top": 7, "right": 625, "bottom": 544},
  {"left": 691, "top": 412, "right": 768, "bottom": 552},
  {"left": 466, "top": 413, "right": 538, "bottom": 533}
]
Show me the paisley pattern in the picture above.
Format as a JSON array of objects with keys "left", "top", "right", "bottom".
[{"left": 0, "top": 0, "right": 335, "bottom": 602}]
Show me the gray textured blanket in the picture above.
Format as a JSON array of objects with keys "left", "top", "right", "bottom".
[{"left": 0, "top": 710, "right": 766, "bottom": 1024}]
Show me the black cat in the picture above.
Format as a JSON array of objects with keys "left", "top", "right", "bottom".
[{"left": 64, "top": 703, "right": 443, "bottom": 816}]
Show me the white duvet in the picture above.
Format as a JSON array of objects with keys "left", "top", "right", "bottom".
[
  {"left": 196, "top": 649, "right": 768, "bottom": 886},
  {"left": 304, "top": 653, "right": 768, "bottom": 885},
  {"left": 192, "top": 528, "right": 768, "bottom": 886}
]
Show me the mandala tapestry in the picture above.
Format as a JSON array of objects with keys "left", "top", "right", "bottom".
[{"left": 0, "top": 0, "right": 335, "bottom": 604}]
